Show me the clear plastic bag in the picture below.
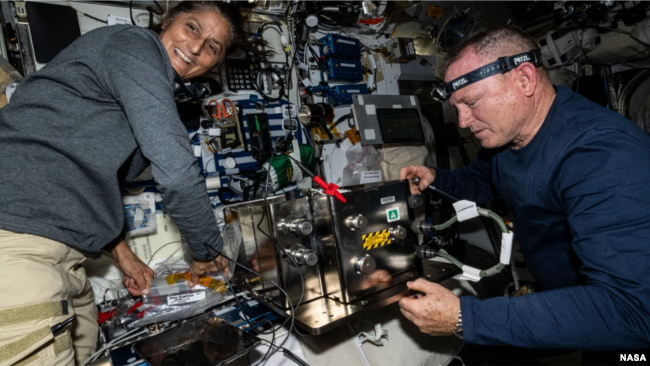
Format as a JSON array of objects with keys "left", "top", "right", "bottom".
[
  {"left": 220, "top": 221, "right": 243, "bottom": 278},
  {"left": 0, "top": 56, "right": 23, "bottom": 108},
  {"left": 108, "top": 272, "right": 227, "bottom": 338},
  {"left": 341, "top": 144, "right": 383, "bottom": 187}
]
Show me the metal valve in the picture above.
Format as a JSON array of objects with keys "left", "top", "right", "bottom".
[
  {"left": 354, "top": 255, "right": 376, "bottom": 274},
  {"left": 412, "top": 220, "right": 435, "bottom": 234},
  {"left": 346, "top": 214, "right": 368, "bottom": 231},
  {"left": 287, "top": 245, "right": 318, "bottom": 267},
  {"left": 415, "top": 245, "right": 438, "bottom": 260},
  {"left": 282, "top": 218, "right": 313, "bottom": 237},
  {"left": 389, "top": 226, "right": 407, "bottom": 240}
]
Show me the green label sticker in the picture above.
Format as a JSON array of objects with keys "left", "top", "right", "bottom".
[{"left": 386, "top": 208, "right": 400, "bottom": 223}]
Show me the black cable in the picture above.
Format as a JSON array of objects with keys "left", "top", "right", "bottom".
[
  {"left": 203, "top": 243, "right": 284, "bottom": 365},
  {"left": 254, "top": 143, "right": 306, "bottom": 364},
  {"left": 202, "top": 243, "right": 254, "bottom": 331},
  {"left": 129, "top": 0, "right": 136, "bottom": 25},
  {"left": 254, "top": 70, "right": 286, "bottom": 102},
  {"left": 258, "top": 319, "right": 275, "bottom": 365}
]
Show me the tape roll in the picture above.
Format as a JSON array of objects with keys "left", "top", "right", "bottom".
[{"left": 205, "top": 177, "right": 221, "bottom": 190}]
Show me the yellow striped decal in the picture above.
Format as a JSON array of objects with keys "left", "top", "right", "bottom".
[{"left": 362, "top": 229, "right": 392, "bottom": 250}]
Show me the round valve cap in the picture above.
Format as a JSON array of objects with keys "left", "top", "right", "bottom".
[
  {"left": 348, "top": 215, "right": 368, "bottom": 231},
  {"left": 391, "top": 226, "right": 408, "bottom": 240},
  {"left": 295, "top": 220, "right": 313, "bottom": 236},
  {"left": 355, "top": 255, "right": 376, "bottom": 274},
  {"left": 303, "top": 252, "right": 318, "bottom": 267}
]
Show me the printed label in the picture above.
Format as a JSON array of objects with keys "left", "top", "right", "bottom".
[
  {"left": 5, "top": 83, "right": 17, "bottom": 103},
  {"left": 360, "top": 170, "right": 382, "bottom": 184},
  {"left": 452, "top": 77, "right": 468, "bottom": 90},
  {"left": 347, "top": 89, "right": 360, "bottom": 93},
  {"left": 362, "top": 229, "right": 391, "bottom": 250},
  {"left": 338, "top": 39, "right": 356, "bottom": 45},
  {"left": 167, "top": 291, "right": 206, "bottom": 305},
  {"left": 381, "top": 196, "right": 396, "bottom": 205},
  {"left": 452, "top": 200, "right": 479, "bottom": 222},
  {"left": 341, "top": 63, "right": 356, "bottom": 67},
  {"left": 513, "top": 55, "right": 531, "bottom": 65},
  {"left": 386, "top": 208, "right": 400, "bottom": 223},
  {"left": 107, "top": 15, "right": 131, "bottom": 26}
]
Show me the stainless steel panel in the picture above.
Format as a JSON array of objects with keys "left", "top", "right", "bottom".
[
  {"left": 320, "top": 180, "right": 421, "bottom": 303},
  {"left": 268, "top": 197, "right": 323, "bottom": 308}
]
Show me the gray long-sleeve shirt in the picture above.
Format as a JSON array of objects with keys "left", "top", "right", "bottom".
[{"left": 0, "top": 25, "right": 222, "bottom": 259}]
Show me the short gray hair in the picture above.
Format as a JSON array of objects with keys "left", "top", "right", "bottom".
[{"left": 441, "top": 25, "right": 541, "bottom": 75}]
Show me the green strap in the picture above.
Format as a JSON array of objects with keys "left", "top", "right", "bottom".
[
  {"left": 0, "top": 301, "right": 67, "bottom": 328},
  {"left": 0, "top": 327, "right": 51, "bottom": 364}
]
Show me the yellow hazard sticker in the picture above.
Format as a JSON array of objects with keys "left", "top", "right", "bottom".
[
  {"left": 362, "top": 229, "right": 392, "bottom": 250},
  {"left": 427, "top": 5, "right": 444, "bottom": 18}
]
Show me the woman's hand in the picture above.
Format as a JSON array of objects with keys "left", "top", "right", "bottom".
[
  {"left": 110, "top": 238, "right": 155, "bottom": 296},
  {"left": 189, "top": 255, "right": 229, "bottom": 287}
]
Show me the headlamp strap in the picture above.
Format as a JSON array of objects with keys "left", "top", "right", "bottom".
[{"left": 445, "top": 50, "right": 542, "bottom": 96}]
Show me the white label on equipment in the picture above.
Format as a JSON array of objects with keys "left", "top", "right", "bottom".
[
  {"left": 338, "top": 39, "right": 356, "bottom": 45},
  {"left": 364, "top": 129, "right": 376, "bottom": 140},
  {"left": 5, "top": 83, "right": 17, "bottom": 103},
  {"left": 500, "top": 231, "right": 514, "bottom": 265},
  {"left": 208, "top": 128, "right": 221, "bottom": 136},
  {"left": 301, "top": 78, "right": 312, "bottom": 87},
  {"left": 360, "top": 170, "right": 382, "bottom": 184},
  {"left": 167, "top": 291, "right": 206, "bottom": 305},
  {"left": 381, "top": 196, "right": 396, "bottom": 205},
  {"left": 222, "top": 147, "right": 232, "bottom": 154},
  {"left": 347, "top": 89, "right": 360, "bottom": 93},
  {"left": 386, "top": 208, "right": 400, "bottom": 223},
  {"left": 410, "top": 96, "right": 417, "bottom": 106},
  {"left": 456, "top": 266, "right": 482, "bottom": 282},
  {"left": 341, "top": 63, "right": 356, "bottom": 67},
  {"left": 452, "top": 200, "right": 479, "bottom": 222},
  {"left": 107, "top": 15, "right": 131, "bottom": 26},
  {"left": 282, "top": 104, "right": 297, "bottom": 118},
  {"left": 392, "top": 104, "right": 402, "bottom": 109},
  {"left": 357, "top": 95, "right": 365, "bottom": 105},
  {"left": 365, "top": 105, "right": 376, "bottom": 115}
]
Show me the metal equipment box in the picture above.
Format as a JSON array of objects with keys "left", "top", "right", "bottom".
[
  {"left": 323, "top": 58, "right": 363, "bottom": 81},
  {"left": 319, "top": 34, "right": 362, "bottom": 59},
  {"left": 333, "top": 84, "right": 369, "bottom": 106},
  {"left": 315, "top": 180, "right": 420, "bottom": 304}
]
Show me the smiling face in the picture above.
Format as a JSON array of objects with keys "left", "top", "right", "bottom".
[
  {"left": 446, "top": 48, "right": 532, "bottom": 149},
  {"left": 159, "top": 11, "right": 231, "bottom": 80}
]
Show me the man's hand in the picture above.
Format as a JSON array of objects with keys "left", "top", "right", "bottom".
[
  {"left": 189, "top": 255, "right": 229, "bottom": 287},
  {"left": 398, "top": 279, "right": 460, "bottom": 336},
  {"left": 110, "top": 238, "right": 155, "bottom": 296},
  {"left": 400, "top": 165, "right": 436, "bottom": 195}
]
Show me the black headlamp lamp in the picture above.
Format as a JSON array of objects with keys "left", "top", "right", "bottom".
[{"left": 431, "top": 49, "right": 543, "bottom": 103}]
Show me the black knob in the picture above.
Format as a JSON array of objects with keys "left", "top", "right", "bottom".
[{"left": 408, "top": 195, "right": 424, "bottom": 208}]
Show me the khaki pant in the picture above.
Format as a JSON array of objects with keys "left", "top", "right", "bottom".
[{"left": 0, "top": 229, "right": 98, "bottom": 366}]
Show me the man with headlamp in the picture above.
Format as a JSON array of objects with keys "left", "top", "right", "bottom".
[{"left": 399, "top": 25, "right": 650, "bottom": 362}]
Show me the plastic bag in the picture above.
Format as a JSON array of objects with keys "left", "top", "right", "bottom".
[
  {"left": 123, "top": 192, "right": 157, "bottom": 237},
  {"left": 220, "top": 221, "right": 243, "bottom": 278},
  {"left": 341, "top": 144, "right": 383, "bottom": 187},
  {"left": 108, "top": 272, "right": 227, "bottom": 338},
  {"left": 0, "top": 56, "right": 23, "bottom": 108}
]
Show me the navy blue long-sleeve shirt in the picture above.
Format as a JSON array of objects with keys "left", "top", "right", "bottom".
[{"left": 434, "top": 86, "right": 650, "bottom": 350}]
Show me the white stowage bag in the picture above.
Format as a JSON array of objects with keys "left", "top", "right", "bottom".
[{"left": 380, "top": 145, "right": 428, "bottom": 181}]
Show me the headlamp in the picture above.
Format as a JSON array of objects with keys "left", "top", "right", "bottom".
[{"left": 430, "top": 49, "right": 543, "bottom": 103}]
